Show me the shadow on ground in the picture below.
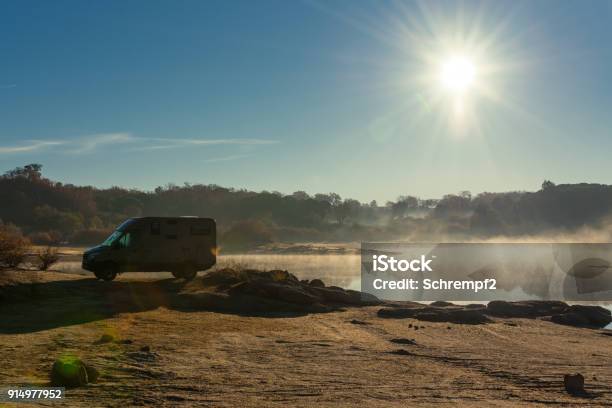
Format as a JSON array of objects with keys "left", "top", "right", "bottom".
[{"left": 0, "top": 269, "right": 381, "bottom": 334}]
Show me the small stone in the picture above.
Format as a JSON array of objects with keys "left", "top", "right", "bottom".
[
  {"left": 140, "top": 345, "right": 151, "bottom": 352},
  {"left": 390, "top": 338, "right": 416, "bottom": 345},
  {"left": 349, "top": 319, "right": 369, "bottom": 325},
  {"left": 564, "top": 373, "right": 585, "bottom": 395}
]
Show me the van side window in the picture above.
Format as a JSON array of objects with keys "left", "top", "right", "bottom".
[
  {"left": 190, "top": 224, "right": 210, "bottom": 235},
  {"left": 167, "top": 219, "right": 178, "bottom": 225},
  {"left": 151, "top": 221, "right": 160, "bottom": 235}
]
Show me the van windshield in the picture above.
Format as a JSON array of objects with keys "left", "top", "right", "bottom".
[{"left": 101, "top": 230, "right": 122, "bottom": 247}]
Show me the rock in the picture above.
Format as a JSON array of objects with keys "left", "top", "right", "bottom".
[
  {"left": 486, "top": 300, "right": 569, "bottom": 318},
  {"left": 50, "top": 356, "right": 95, "bottom": 388},
  {"left": 95, "top": 333, "right": 115, "bottom": 344},
  {"left": 378, "top": 306, "right": 491, "bottom": 325},
  {"left": 117, "top": 339, "right": 133, "bottom": 344},
  {"left": 564, "top": 373, "right": 585, "bottom": 395},
  {"left": 229, "top": 280, "right": 318, "bottom": 305},
  {"left": 203, "top": 268, "right": 380, "bottom": 311},
  {"left": 390, "top": 338, "right": 416, "bottom": 345},
  {"left": 551, "top": 312, "right": 590, "bottom": 327},
  {"left": 565, "top": 305, "right": 611, "bottom": 327},
  {"left": 140, "top": 345, "right": 150, "bottom": 352},
  {"left": 84, "top": 364, "right": 99, "bottom": 383},
  {"left": 309, "top": 286, "right": 380, "bottom": 306},
  {"left": 203, "top": 268, "right": 299, "bottom": 288},
  {"left": 429, "top": 301, "right": 454, "bottom": 307},
  {"left": 465, "top": 303, "right": 486, "bottom": 309},
  {"left": 309, "top": 279, "right": 325, "bottom": 288},
  {"left": 349, "top": 319, "right": 369, "bottom": 325}
]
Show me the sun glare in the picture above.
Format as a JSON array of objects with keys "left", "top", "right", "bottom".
[{"left": 439, "top": 56, "right": 476, "bottom": 93}]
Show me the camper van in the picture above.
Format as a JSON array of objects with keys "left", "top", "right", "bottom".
[{"left": 82, "top": 217, "right": 216, "bottom": 281}]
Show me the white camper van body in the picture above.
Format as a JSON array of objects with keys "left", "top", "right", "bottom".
[{"left": 82, "top": 217, "right": 216, "bottom": 281}]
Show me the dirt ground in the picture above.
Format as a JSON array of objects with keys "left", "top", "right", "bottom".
[{"left": 1, "top": 270, "right": 611, "bottom": 407}]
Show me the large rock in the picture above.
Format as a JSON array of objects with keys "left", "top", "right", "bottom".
[
  {"left": 486, "top": 301, "right": 611, "bottom": 328},
  {"left": 50, "top": 357, "right": 97, "bottom": 388},
  {"left": 565, "top": 305, "right": 611, "bottom": 327},
  {"left": 229, "top": 280, "right": 318, "bottom": 305},
  {"left": 429, "top": 301, "right": 455, "bottom": 307},
  {"left": 210, "top": 268, "right": 380, "bottom": 308},
  {"left": 378, "top": 306, "right": 491, "bottom": 324},
  {"left": 486, "top": 301, "right": 568, "bottom": 318},
  {"left": 550, "top": 312, "right": 590, "bottom": 327}
]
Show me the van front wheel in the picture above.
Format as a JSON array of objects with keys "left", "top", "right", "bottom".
[{"left": 182, "top": 267, "right": 197, "bottom": 280}]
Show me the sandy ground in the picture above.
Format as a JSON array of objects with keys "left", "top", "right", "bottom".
[{"left": 1, "top": 270, "right": 611, "bottom": 407}]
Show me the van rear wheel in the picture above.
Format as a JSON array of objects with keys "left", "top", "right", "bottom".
[
  {"left": 94, "top": 265, "right": 117, "bottom": 281},
  {"left": 172, "top": 266, "right": 197, "bottom": 280}
]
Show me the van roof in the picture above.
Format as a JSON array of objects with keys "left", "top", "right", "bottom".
[{"left": 131, "top": 216, "right": 215, "bottom": 221}]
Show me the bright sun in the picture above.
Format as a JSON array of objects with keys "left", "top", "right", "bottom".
[{"left": 439, "top": 56, "right": 476, "bottom": 93}]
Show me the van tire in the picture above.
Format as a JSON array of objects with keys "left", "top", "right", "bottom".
[
  {"left": 171, "top": 270, "right": 183, "bottom": 279},
  {"left": 182, "top": 267, "right": 197, "bottom": 281},
  {"left": 95, "top": 265, "right": 117, "bottom": 281}
]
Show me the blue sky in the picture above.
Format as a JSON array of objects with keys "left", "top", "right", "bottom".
[{"left": 1, "top": 0, "right": 611, "bottom": 202}]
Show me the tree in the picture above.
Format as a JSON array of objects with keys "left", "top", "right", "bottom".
[
  {"left": 388, "top": 195, "right": 419, "bottom": 219},
  {"left": 335, "top": 199, "right": 361, "bottom": 225},
  {"left": 541, "top": 180, "right": 556, "bottom": 191},
  {"left": 4, "top": 163, "right": 43, "bottom": 180}
]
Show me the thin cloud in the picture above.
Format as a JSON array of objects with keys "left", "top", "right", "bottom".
[
  {"left": 67, "top": 133, "right": 135, "bottom": 154},
  {"left": 0, "top": 84, "right": 17, "bottom": 89},
  {"left": 201, "top": 154, "right": 250, "bottom": 163},
  {"left": 133, "top": 138, "right": 279, "bottom": 151},
  {"left": 0, "top": 140, "right": 63, "bottom": 154},
  {"left": 0, "top": 133, "right": 278, "bottom": 155}
]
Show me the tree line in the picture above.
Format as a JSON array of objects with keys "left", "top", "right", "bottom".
[{"left": 1, "top": 164, "right": 612, "bottom": 250}]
